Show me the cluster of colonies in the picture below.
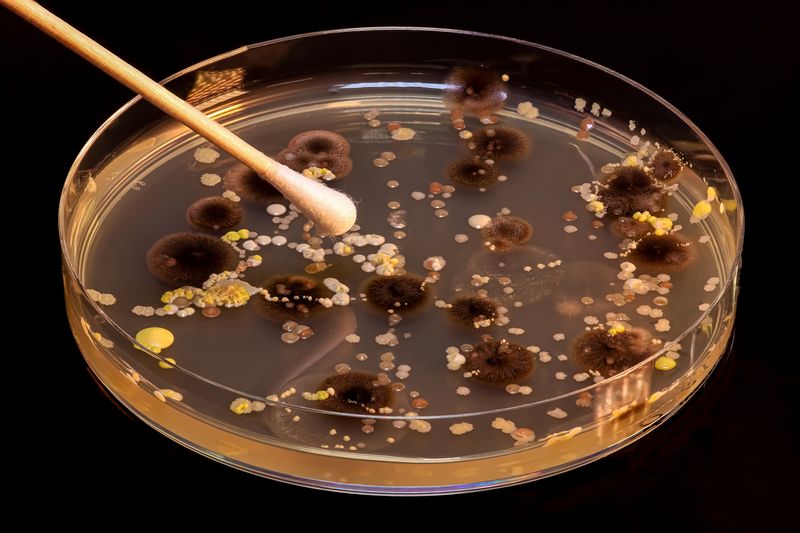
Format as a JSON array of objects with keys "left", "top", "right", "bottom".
[{"left": 93, "top": 66, "right": 727, "bottom": 450}]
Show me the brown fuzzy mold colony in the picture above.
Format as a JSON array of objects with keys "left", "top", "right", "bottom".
[
  {"left": 364, "top": 275, "right": 428, "bottom": 312},
  {"left": 318, "top": 372, "right": 393, "bottom": 414},
  {"left": 448, "top": 296, "right": 499, "bottom": 328},
  {"left": 469, "top": 127, "right": 530, "bottom": 160},
  {"left": 446, "top": 159, "right": 498, "bottom": 189},
  {"left": 252, "top": 275, "right": 329, "bottom": 322},
  {"left": 627, "top": 234, "right": 694, "bottom": 271},
  {"left": 443, "top": 67, "right": 507, "bottom": 113},
  {"left": 481, "top": 215, "right": 533, "bottom": 251},
  {"left": 223, "top": 164, "right": 282, "bottom": 203},
  {"left": 599, "top": 166, "right": 666, "bottom": 217},
  {"left": 287, "top": 130, "right": 351, "bottom": 156},
  {"left": 186, "top": 197, "right": 242, "bottom": 231},
  {"left": 573, "top": 327, "right": 657, "bottom": 377},
  {"left": 464, "top": 335, "right": 535, "bottom": 384},
  {"left": 146, "top": 232, "right": 239, "bottom": 286},
  {"left": 276, "top": 130, "right": 353, "bottom": 179},
  {"left": 649, "top": 149, "right": 682, "bottom": 181}
]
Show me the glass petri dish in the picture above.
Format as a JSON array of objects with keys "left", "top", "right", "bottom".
[{"left": 60, "top": 28, "right": 743, "bottom": 494}]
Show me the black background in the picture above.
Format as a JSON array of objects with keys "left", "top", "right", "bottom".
[{"left": 3, "top": 1, "right": 797, "bottom": 527}]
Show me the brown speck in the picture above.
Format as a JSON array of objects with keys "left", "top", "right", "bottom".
[
  {"left": 563, "top": 211, "right": 578, "bottom": 222},
  {"left": 411, "top": 398, "right": 429, "bottom": 409},
  {"left": 202, "top": 306, "right": 220, "bottom": 318}
]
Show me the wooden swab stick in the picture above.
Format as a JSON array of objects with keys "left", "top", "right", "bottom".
[{"left": 3, "top": 0, "right": 358, "bottom": 235}]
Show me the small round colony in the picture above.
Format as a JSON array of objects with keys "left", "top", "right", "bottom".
[
  {"left": 186, "top": 197, "right": 243, "bottom": 231},
  {"left": 572, "top": 326, "right": 657, "bottom": 377},
  {"left": 446, "top": 159, "right": 499, "bottom": 189},
  {"left": 464, "top": 335, "right": 535, "bottom": 385},
  {"left": 287, "top": 130, "right": 351, "bottom": 156},
  {"left": 277, "top": 130, "right": 353, "bottom": 179},
  {"left": 443, "top": 67, "right": 508, "bottom": 113},
  {"left": 480, "top": 215, "right": 533, "bottom": 251},
  {"left": 146, "top": 232, "right": 239, "bottom": 286},
  {"left": 649, "top": 149, "right": 682, "bottom": 181},
  {"left": 448, "top": 296, "right": 500, "bottom": 328},
  {"left": 364, "top": 275, "right": 428, "bottom": 312},
  {"left": 469, "top": 127, "right": 530, "bottom": 160},
  {"left": 223, "top": 164, "right": 282, "bottom": 203},
  {"left": 318, "top": 372, "right": 393, "bottom": 414},
  {"left": 627, "top": 234, "right": 694, "bottom": 271},
  {"left": 599, "top": 166, "right": 666, "bottom": 217},
  {"left": 252, "top": 275, "right": 330, "bottom": 322}
]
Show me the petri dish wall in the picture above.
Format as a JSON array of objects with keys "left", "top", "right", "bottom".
[{"left": 60, "top": 28, "right": 743, "bottom": 494}]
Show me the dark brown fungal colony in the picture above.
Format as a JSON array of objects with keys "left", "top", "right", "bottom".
[
  {"left": 448, "top": 296, "right": 499, "bottom": 328},
  {"left": 446, "top": 159, "right": 498, "bottom": 188},
  {"left": 276, "top": 130, "right": 353, "bottom": 179},
  {"left": 649, "top": 149, "right": 682, "bottom": 181},
  {"left": 364, "top": 275, "right": 428, "bottom": 312},
  {"left": 572, "top": 327, "right": 657, "bottom": 377},
  {"left": 223, "top": 164, "right": 282, "bottom": 203},
  {"left": 480, "top": 215, "right": 533, "bottom": 251},
  {"left": 611, "top": 216, "right": 653, "bottom": 239},
  {"left": 599, "top": 166, "right": 667, "bottom": 217},
  {"left": 252, "top": 275, "right": 329, "bottom": 321},
  {"left": 627, "top": 234, "right": 694, "bottom": 271},
  {"left": 287, "top": 130, "right": 351, "bottom": 156},
  {"left": 464, "top": 335, "right": 535, "bottom": 384},
  {"left": 146, "top": 232, "right": 239, "bottom": 286},
  {"left": 318, "top": 372, "right": 393, "bottom": 414},
  {"left": 186, "top": 196, "right": 243, "bottom": 231},
  {"left": 469, "top": 127, "right": 530, "bottom": 160},
  {"left": 443, "top": 67, "right": 507, "bottom": 113}
]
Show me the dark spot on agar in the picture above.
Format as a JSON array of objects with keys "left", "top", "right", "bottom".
[
  {"left": 446, "top": 159, "right": 498, "bottom": 189},
  {"left": 252, "top": 275, "right": 329, "bottom": 322},
  {"left": 607, "top": 166, "right": 653, "bottom": 192},
  {"left": 464, "top": 335, "right": 534, "bottom": 385},
  {"left": 649, "top": 149, "right": 682, "bottom": 181},
  {"left": 223, "top": 164, "right": 282, "bottom": 203},
  {"left": 470, "top": 127, "right": 530, "bottom": 160},
  {"left": 443, "top": 67, "right": 507, "bottom": 113},
  {"left": 481, "top": 215, "right": 533, "bottom": 250},
  {"left": 573, "top": 327, "right": 657, "bottom": 377},
  {"left": 599, "top": 166, "right": 666, "bottom": 217},
  {"left": 286, "top": 130, "right": 351, "bottom": 156},
  {"left": 146, "top": 232, "right": 239, "bottom": 286},
  {"left": 318, "top": 372, "right": 393, "bottom": 414},
  {"left": 186, "top": 196, "right": 243, "bottom": 231},
  {"left": 448, "top": 296, "right": 499, "bottom": 328},
  {"left": 364, "top": 275, "right": 428, "bottom": 312},
  {"left": 627, "top": 234, "right": 694, "bottom": 271},
  {"left": 611, "top": 216, "right": 653, "bottom": 239},
  {"left": 276, "top": 130, "right": 353, "bottom": 179}
]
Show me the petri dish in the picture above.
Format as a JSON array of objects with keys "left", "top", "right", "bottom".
[{"left": 60, "top": 28, "right": 743, "bottom": 494}]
